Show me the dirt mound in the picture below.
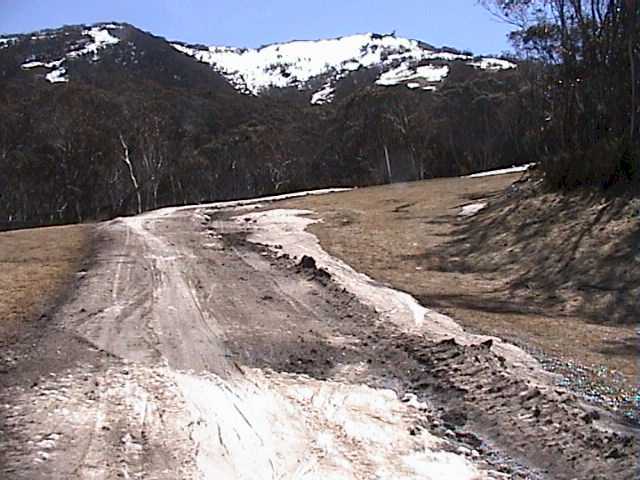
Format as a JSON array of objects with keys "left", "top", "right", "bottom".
[{"left": 296, "top": 254, "right": 332, "bottom": 284}]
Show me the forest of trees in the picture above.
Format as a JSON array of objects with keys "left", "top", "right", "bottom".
[
  {"left": 0, "top": 4, "right": 637, "bottom": 229},
  {"left": 484, "top": 0, "right": 639, "bottom": 187}
]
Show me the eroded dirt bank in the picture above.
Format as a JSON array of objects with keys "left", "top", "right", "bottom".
[{"left": 1, "top": 194, "right": 637, "bottom": 479}]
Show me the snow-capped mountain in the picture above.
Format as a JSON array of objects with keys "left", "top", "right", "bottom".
[
  {"left": 20, "top": 25, "right": 121, "bottom": 83},
  {"left": 0, "top": 23, "right": 515, "bottom": 106},
  {"left": 171, "top": 33, "right": 515, "bottom": 104},
  {"left": 0, "top": 23, "right": 236, "bottom": 93}
]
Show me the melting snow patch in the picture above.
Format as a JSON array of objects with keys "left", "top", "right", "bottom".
[
  {"left": 459, "top": 202, "right": 487, "bottom": 217},
  {"left": 68, "top": 27, "right": 120, "bottom": 60},
  {"left": 310, "top": 83, "right": 335, "bottom": 105},
  {"left": 171, "top": 33, "right": 496, "bottom": 96},
  {"left": 35, "top": 438, "right": 56, "bottom": 450},
  {"left": 45, "top": 67, "right": 69, "bottom": 83},
  {"left": 231, "top": 204, "right": 543, "bottom": 374},
  {"left": 173, "top": 368, "right": 484, "bottom": 479},
  {"left": 401, "top": 451, "right": 481, "bottom": 479},
  {"left": 172, "top": 32, "right": 515, "bottom": 97},
  {"left": 468, "top": 58, "right": 516, "bottom": 71},
  {"left": 22, "top": 61, "right": 46, "bottom": 69},
  {"left": 467, "top": 163, "right": 535, "bottom": 178},
  {"left": 20, "top": 26, "right": 119, "bottom": 84},
  {"left": 376, "top": 64, "right": 449, "bottom": 86},
  {"left": 155, "top": 188, "right": 352, "bottom": 217},
  {"left": 31, "top": 34, "right": 57, "bottom": 41},
  {"left": 427, "top": 51, "right": 470, "bottom": 62},
  {"left": 24, "top": 59, "right": 64, "bottom": 69},
  {"left": 0, "top": 37, "right": 18, "bottom": 48},
  {"left": 172, "top": 33, "right": 439, "bottom": 94},
  {"left": 238, "top": 208, "right": 447, "bottom": 331}
]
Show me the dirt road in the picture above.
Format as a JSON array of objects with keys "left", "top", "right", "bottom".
[{"left": 1, "top": 193, "right": 637, "bottom": 479}]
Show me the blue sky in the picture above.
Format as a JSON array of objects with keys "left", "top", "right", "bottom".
[{"left": 0, "top": 0, "right": 514, "bottom": 54}]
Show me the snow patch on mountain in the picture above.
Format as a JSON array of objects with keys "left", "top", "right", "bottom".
[
  {"left": 70, "top": 26, "right": 120, "bottom": 60},
  {"left": 376, "top": 64, "right": 449, "bottom": 86},
  {"left": 0, "top": 37, "right": 18, "bottom": 49},
  {"left": 468, "top": 58, "right": 516, "bottom": 71},
  {"left": 22, "top": 60, "right": 62, "bottom": 69},
  {"left": 310, "top": 83, "right": 335, "bottom": 105},
  {"left": 171, "top": 33, "right": 516, "bottom": 103},
  {"left": 45, "top": 67, "right": 69, "bottom": 83},
  {"left": 173, "top": 34, "right": 433, "bottom": 95},
  {"left": 21, "top": 25, "right": 121, "bottom": 84}
]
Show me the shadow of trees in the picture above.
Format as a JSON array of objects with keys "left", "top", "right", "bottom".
[{"left": 405, "top": 179, "right": 640, "bottom": 324}]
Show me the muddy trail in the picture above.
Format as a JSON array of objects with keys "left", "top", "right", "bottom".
[{"left": 0, "top": 195, "right": 637, "bottom": 479}]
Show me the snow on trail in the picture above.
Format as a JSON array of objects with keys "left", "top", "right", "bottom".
[
  {"left": 101, "top": 189, "right": 488, "bottom": 479},
  {"left": 236, "top": 208, "right": 542, "bottom": 376},
  {"left": 151, "top": 188, "right": 352, "bottom": 218},
  {"left": 467, "top": 163, "right": 535, "bottom": 178},
  {"left": 459, "top": 202, "right": 487, "bottom": 217},
  {"left": 173, "top": 368, "right": 484, "bottom": 479}
]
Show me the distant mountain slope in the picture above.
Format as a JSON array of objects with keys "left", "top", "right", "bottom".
[
  {"left": 0, "top": 24, "right": 515, "bottom": 104},
  {"left": 0, "top": 23, "right": 237, "bottom": 93},
  {"left": 171, "top": 33, "right": 515, "bottom": 104}
]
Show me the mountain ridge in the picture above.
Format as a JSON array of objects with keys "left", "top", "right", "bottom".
[{"left": 1, "top": 22, "right": 516, "bottom": 104}]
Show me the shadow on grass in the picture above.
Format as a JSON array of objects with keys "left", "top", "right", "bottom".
[{"left": 405, "top": 180, "right": 640, "bottom": 325}]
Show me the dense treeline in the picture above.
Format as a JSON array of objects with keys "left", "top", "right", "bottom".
[
  {"left": 318, "top": 64, "right": 545, "bottom": 185},
  {"left": 485, "top": 0, "right": 639, "bottom": 187}
]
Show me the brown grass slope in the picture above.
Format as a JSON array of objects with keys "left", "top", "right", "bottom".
[
  {"left": 436, "top": 176, "right": 640, "bottom": 325},
  {"left": 0, "top": 225, "right": 92, "bottom": 345}
]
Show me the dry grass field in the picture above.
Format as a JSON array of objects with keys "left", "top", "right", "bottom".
[
  {"left": 284, "top": 173, "right": 638, "bottom": 414},
  {"left": 0, "top": 225, "right": 92, "bottom": 343}
]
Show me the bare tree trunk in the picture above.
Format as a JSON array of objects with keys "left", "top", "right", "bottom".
[
  {"left": 630, "top": 35, "right": 637, "bottom": 142},
  {"left": 383, "top": 144, "right": 392, "bottom": 183},
  {"left": 119, "top": 134, "right": 142, "bottom": 215},
  {"left": 629, "top": 0, "right": 638, "bottom": 143}
]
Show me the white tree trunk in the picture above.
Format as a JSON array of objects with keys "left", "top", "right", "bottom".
[
  {"left": 119, "top": 134, "right": 142, "bottom": 215},
  {"left": 383, "top": 145, "right": 392, "bottom": 183}
]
